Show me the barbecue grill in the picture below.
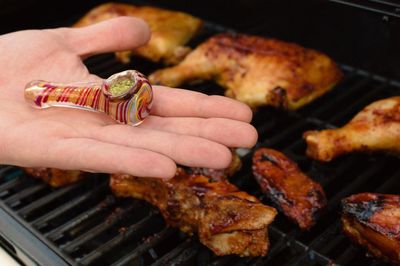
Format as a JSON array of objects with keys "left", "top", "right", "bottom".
[{"left": 0, "top": 0, "right": 399, "bottom": 265}]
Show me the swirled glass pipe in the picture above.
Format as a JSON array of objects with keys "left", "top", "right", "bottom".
[{"left": 24, "top": 70, "right": 153, "bottom": 126}]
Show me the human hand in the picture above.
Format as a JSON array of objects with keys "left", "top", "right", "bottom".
[{"left": 0, "top": 17, "right": 257, "bottom": 178}]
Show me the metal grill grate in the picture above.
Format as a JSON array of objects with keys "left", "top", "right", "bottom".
[
  {"left": 0, "top": 20, "right": 399, "bottom": 266},
  {"left": 330, "top": 0, "right": 400, "bottom": 18}
]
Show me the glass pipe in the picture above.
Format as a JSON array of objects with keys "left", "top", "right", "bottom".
[{"left": 24, "top": 70, "right": 153, "bottom": 126}]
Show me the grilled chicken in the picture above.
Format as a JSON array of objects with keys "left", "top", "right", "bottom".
[
  {"left": 304, "top": 96, "right": 400, "bottom": 161},
  {"left": 74, "top": 2, "right": 203, "bottom": 64},
  {"left": 342, "top": 193, "right": 400, "bottom": 265},
  {"left": 110, "top": 168, "right": 277, "bottom": 256},
  {"left": 23, "top": 168, "right": 87, "bottom": 187},
  {"left": 149, "top": 33, "right": 342, "bottom": 109},
  {"left": 252, "top": 148, "right": 327, "bottom": 230}
]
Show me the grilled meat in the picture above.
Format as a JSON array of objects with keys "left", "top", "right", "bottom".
[
  {"left": 252, "top": 148, "right": 327, "bottom": 230},
  {"left": 74, "top": 2, "right": 203, "bottom": 64},
  {"left": 110, "top": 168, "right": 277, "bottom": 256},
  {"left": 149, "top": 33, "right": 342, "bottom": 110},
  {"left": 342, "top": 193, "right": 400, "bottom": 265},
  {"left": 304, "top": 96, "right": 400, "bottom": 161},
  {"left": 23, "top": 168, "right": 87, "bottom": 187}
]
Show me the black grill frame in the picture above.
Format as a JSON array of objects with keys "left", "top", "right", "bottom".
[
  {"left": 330, "top": 0, "right": 400, "bottom": 18},
  {"left": 0, "top": 17, "right": 399, "bottom": 266}
]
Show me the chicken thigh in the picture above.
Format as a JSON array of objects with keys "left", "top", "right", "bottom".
[{"left": 149, "top": 33, "right": 342, "bottom": 109}]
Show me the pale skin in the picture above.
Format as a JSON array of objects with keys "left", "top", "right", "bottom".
[{"left": 0, "top": 17, "right": 258, "bottom": 178}]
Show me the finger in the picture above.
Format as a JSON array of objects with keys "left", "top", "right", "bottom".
[
  {"left": 151, "top": 86, "right": 253, "bottom": 122},
  {"left": 44, "top": 138, "right": 176, "bottom": 178},
  {"left": 61, "top": 16, "right": 151, "bottom": 58},
  {"left": 88, "top": 125, "right": 233, "bottom": 169},
  {"left": 141, "top": 116, "right": 258, "bottom": 148}
]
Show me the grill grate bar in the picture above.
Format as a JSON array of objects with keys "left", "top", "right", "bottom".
[
  {"left": 330, "top": 0, "right": 400, "bottom": 18},
  {"left": 319, "top": 162, "right": 384, "bottom": 216},
  {"left": 276, "top": 161, "right": 385, "bottom": 250},
  {"left": 45, "top": 196, "right": 117, "bottom": 242},
  {"left": 110, "top": 228, "right": 176, "bottom": 266},
  {"left": 327, "top": 82, "right": 388, "bottom": 125},
  {"left": 166, "top": 243, "right": 200, "bottom": 266},
  {"left": 78, "top": 211, "right": 158, "bottom": 265},
  {"left": 306, "top": 77, "right": 372, "bottom": 122},
  {"left": 209, "top": 256, "right": 233, "bottom": 266},
  {"left": 0, "top": 166, "right": 22, "bottom": 178},
  {"left": 297, "top": 71, "right": 357, "bottom": 118},
  {"left": 369, "top": 0, "right": 400, "bottom": 8},
  {"left": 374, "top": 170, "right": 400, "bottom": 193},
  {"left": 4, "top": 183, "right": 47, "bottom": 209},
  {"left": 253, "top": 117, "right": 278, "bottom": 137},
  {"left": 316, "top": 157, "right": 359, "bottom": 188},
  {"left": 31, "top": 182, "right": 108, "bottom": 230},
  {"left": 150, "top": 239, "right": 194, "bottom": 266},
  {"left": 17, "top": 182, "right": 82, "bottom": 219},
  {"left": 263, "top": 118, "right": 305, "bottom": 147},
  {"left": 305, "top": 117, "right": 336, "bottom": 129},
  {"left": 338, "top": 160, "right": 384, "bottom": 194},
  {"left": 0, "top": 175, "right": 23, "bottom": 197},
  {"left": 279, "top": 230, "right": 336, "bottom": 266},
  {"left": 284, "top": 246, "right": 312, "bottom": 266},
  {"left": 250, "top": 231, "right": 291, "bottom": 266},
  {"left": 335, "top": 245, "right": 364, "bottom": 265},
  {"left": 60, "top": 203, "right": 139, "bottom": 254},
  {"left": 296, "top": 221, "right": 344, "bottom": 262},
  {"left": 282, "top": 138, "right": 304, "bottom": 155}
]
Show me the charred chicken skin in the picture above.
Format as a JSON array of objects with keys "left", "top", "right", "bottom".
[
  {"left": 342, "top": 193, "right": 400, "bottom": 265},
  {"left": 74, "top": 2, "right": 203, "bottom": 64},
  {"left": 23, "top": 168, "right": 87, "bottom": 187},
  {"left": 110, "top": 168, "right": 277, "bottom": 256},
  {"left": 252, "top": 148, "right": 327, "bottom": 230},
  {"left": 304, "top": 96, "right": 400, "bottom": 161},
  {"left": 149, "top": 33, "right": 342, "bottom": 110}
]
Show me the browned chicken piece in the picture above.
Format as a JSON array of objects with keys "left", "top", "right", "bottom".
[
  {"left": 149, "top": 33, "right": 342, "bottom": 110},
  {"left": 304, "top": 96, "right": 400, "bottom": 162},
  {"left": 110, "top": 168, "right": 277, "bottom": 256},
  {"left": 23, "top": 168, "right": 87, "bottom": 187},
  {"left": 252, "top": 148, "right": 327, "bottom": 230},
  {"left": 74, "top": 2, "right": 203, "bottom": 64},
  {"left": 342, "top": 193, "right": 400, "bottom": 265}
]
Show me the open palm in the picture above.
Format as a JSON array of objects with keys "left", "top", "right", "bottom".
[{"left": 0, "top": 17, "right": 257, "bottom": 178}]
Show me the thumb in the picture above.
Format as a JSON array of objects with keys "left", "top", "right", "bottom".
[{"left": 60, "top": 16, "right": 151, "bottom": 58}]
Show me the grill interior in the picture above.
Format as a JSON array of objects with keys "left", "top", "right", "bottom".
[
  {"left": 330, "top": 0, "right": 400, "bottom": 18},
  {"left": 1, "top": 10, "right": 400, "bottom": 266}
]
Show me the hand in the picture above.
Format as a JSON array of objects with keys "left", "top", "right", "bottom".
[{"left": 0, "top": 17, "right": 257, "bottom": 178}]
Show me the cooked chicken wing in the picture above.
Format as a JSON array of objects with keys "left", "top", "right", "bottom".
[
  {"left": 252, "top": 148, "right": 327, "bottom": 230},
  {"left": 23, "top": 168, "right": 87, "bottom": 187},
  {"left": 74, "top": 2, "right": 203, "bottom": 64},
  {"left": 342, "top": 193, "right": 400, "bottom": 265},
  {"left": 110, "top": 168, "right": 277, "bottom": 256},
  {"left": 149, "top": 33, "right": 342, "bottom": 109},
  {"left": 304, "top": 96, "right": 400, "bottom": 161}
]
